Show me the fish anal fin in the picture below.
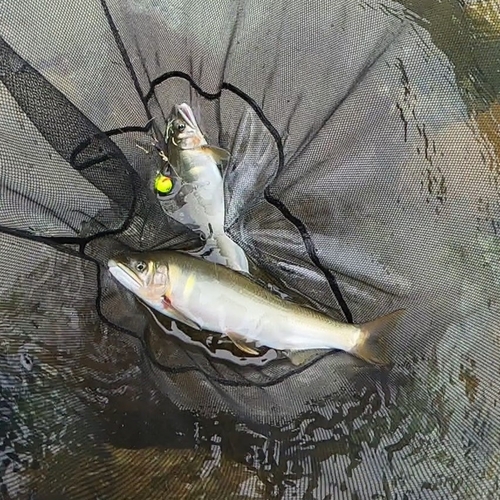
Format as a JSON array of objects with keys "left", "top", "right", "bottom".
[
  {"left": 285, "top": 349, "right": 326, "bottom": 366},
  {"left": 201, "top": 145, "right": 230, "bottom": 163},
  {"left": 226, "top": 331, "right": 259, "bottom": 355},
  {"left": 353, "top": 309, "right": 405, "bottom": 366}
]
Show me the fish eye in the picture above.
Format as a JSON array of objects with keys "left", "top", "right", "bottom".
[
  {"left": 135, "top": 261, "right": 147, "bottom": 273},
  {"left": 175, "top": 122, "right": 186, "bottom": 132}
]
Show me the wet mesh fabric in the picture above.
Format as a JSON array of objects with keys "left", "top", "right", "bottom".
[{"left": 1, "top": 0, "right": 500, "bottom": 498}]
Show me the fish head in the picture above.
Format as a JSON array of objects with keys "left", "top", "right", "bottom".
[
  {"left": 107, "top": 253, "right": 170, "bottom": 310},
  {"left": 166, "top": 103, "right": 208, "bottom": 150}
]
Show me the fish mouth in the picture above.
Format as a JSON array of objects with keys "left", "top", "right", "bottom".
[
  {"left": 175, "top": 103, "right": 198, "bottom": 130},
  {"left": 108, "top": 259, "right": 143, "bottom": 292}
]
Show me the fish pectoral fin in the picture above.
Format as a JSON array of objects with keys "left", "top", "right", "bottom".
[
  {"left": 225, "top": 331, "right": 259, "bottom": 355},
  {"left": 169, "top": 309, "right": 202, "bottom": 331},
  {"left": 162, "top": 298, "right": 202, "bottom": 331},
  {"left": 201, "top": 145, "right": 230, "bottom": 163}
]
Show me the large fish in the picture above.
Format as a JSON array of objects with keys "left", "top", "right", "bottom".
[
  {"left": 162, "top": 103, "right": 249, "bottom": 273},
  {"left": 108, "top": 250, "right": 404, "bottom": 366}
]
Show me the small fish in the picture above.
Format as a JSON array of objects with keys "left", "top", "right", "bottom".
[
  {"left": 163, "top": 103, "right": 249, "bottom": 273},
  {"left": 108, "top": 251, "right": 404, "bottom": 366}
]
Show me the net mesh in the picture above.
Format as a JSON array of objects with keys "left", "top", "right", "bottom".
[{"left": 1, "top": 0, "right": 500, "bottom": 498}]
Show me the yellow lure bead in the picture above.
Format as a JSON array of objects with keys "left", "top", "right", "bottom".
[{"left": 154, "top": 174, "right": 173, "bottom": 194}]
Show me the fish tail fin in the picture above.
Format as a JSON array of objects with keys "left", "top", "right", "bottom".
[{"left": 351, "top": 309, "right": 405, "bottom": 366}]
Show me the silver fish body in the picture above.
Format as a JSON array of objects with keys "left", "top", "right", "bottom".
[
  {"left": 164, "top": 103, "right": 249, "bottom": 273},
  {"left": 108, "top": 250, "right": 404, "bottom": 365}
]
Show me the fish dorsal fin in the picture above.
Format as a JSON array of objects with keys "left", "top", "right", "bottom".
[
  {"left": 201, "top": 145, "right": 230, "bottom": 164},
  {"left": 225, "top": 331, "right": 259, "bottom": 355}
]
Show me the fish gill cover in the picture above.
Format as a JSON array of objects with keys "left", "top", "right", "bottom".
[{"left": 0, "top": 0, "right": 500, "bottom": 498}]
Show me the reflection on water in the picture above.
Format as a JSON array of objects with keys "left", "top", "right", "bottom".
[
  {"left": 3, "top": 335, "right": 499, "bottom": 499},
  {"left": 396, "top": 0, "right": 500, "bottom": 112},
  {"left": 26, "top": 444, "right": 262, "bottom": 500}
]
